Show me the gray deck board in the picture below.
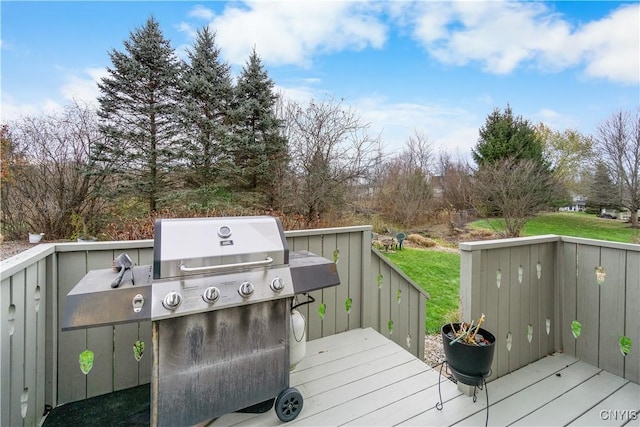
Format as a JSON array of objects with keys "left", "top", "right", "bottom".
[
  {"left": 209, "top": 328, "right": 639, "bottom": 427},
  {"left": 455, "top": 361, "right": 603, "bottom": 426},
  {"left": 567, "top": 381, "right": 640, "bottom": 427},
  {"left": 512, "top": 369, "right": 630, "bottom": 426}
]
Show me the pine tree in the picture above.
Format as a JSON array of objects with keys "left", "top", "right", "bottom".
[
  {"left": 471, "top": 106, "right": 557, "bottom": 235},
  {"left": 587, "top": 161, "right": 621, "bottom": 214},
  {"left": 178, "top": 27, "right": 234, "bottom": 188},
  {"left": 94, "top": 17, "right": 181, "bottom": 212},
  {"left": 229, "top": 47, "right": 288, "bottom": 196},
  {"left": 473, "top": 105, "right": 548, "bottom": 170}
]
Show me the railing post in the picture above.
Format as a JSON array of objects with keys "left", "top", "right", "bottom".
[
  {"left": 361, "top": 229, "right": 376, "bottom": 330},
  {"left": 459, "top": 247, "right": 482, "bottom": 322}
]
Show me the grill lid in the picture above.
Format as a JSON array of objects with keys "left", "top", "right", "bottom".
[{"left": 153, "top": 216, "right": 289, "bottom": 279}]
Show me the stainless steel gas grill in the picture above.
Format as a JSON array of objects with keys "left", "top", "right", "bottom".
[
  {"left": 151, "top": 216, "right": 295, "bottom": 320},
  {"left": 62, "top": 216, "right": 340, "bottom": 426}
]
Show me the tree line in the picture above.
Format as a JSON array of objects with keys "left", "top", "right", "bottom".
[{"left": 1, "top": 17, "right": 638, "bottom": 241}]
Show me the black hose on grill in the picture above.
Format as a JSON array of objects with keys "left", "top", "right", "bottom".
[{"left": 291, "top": 294, "right": 315, "bottom": 311}]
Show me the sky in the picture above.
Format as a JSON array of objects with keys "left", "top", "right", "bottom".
[{"left": 1, "top": 1, "right": 639, "bottom": 160}]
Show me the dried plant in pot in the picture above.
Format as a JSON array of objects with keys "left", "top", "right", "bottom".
[{"left": 441, "top": 314, "right": 495, "bottom": 386}]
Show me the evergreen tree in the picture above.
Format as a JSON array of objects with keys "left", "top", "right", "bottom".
[
  {"left": 178, "top": 27, "right": 234, "bottom": 188},
  {"left": 587, "top": 161, "right": 621, "bottom": 214},
  {"left": 229, "top": 47, "right": 288, "bottom": 197},
  {"left": 473, "top": 105, "right": 548, "bottom": 169},
  {"left": 94, "top": 17, "right": 181, "bottom": 212},
  {"left": 471, "top": 106, "right": 557, "bottom": 234}
]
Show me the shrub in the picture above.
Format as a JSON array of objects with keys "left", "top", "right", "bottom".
[{"left": 407, "top": 233, "right": 437, "bottom": 247}]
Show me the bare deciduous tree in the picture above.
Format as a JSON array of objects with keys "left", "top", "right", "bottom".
[
  {"left": 280, "top": 97, "right": 382, "bottom": 223},
  {"left": 436, "top": 151, "right": 475, "bottom": 211},
  {"left": 1, "top": 102, "right": 109, "bottom": 239},
  {"left": 375, "top": 157, "right": 432, "bottom": 226},
  {"left": 473, "top": 158, "right": 557, "bottom": 237},
  {"left": 595, "top": 110, "right": 640, "bottom": 227},
  {"left": 374, "top": 132, "right": 434, "bottom": 226},
  {"left": 400, "top": 129, "right": 433, "bottom": 176}
]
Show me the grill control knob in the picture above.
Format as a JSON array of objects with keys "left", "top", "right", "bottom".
[
  {"left": 202, "top": 286, "right": 220, "bottom": 304},
  {"left": 270, "top": 277, "right": 285, "bottom": 293},
  {"left": 162, "top": 291, "right": 182, "bottom": 310},
  {"left": 238, "top": 281, "right": 255, "bottom": 298}
]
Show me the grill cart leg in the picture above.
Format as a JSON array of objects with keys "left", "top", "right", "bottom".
[{"left": 275, "top": 387, "right": 303, "bottom": 422}]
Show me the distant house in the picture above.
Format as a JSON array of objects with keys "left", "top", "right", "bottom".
[{"left": 559, "top": 195, "right": 587, "bottom": 212}]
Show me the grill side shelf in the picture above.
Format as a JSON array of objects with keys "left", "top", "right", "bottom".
[
  {"left": 289, "top": 251, "right": 341, "bottom": 294},
  {"left": 62, "top": 265, "right": 153, "bottom": 331}
]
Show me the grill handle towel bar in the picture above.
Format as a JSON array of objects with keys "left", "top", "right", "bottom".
[{"left": 180, "top": 257, "right": 274, "bottom": 273}]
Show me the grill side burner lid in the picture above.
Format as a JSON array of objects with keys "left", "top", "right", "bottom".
[
  {"left": 153, "top": 216, "right": 289, "bottom": 279},
  {"left": 62, "top": 265, "right": 153, "bottom": 330},
  {"left": 289, "top": 251, "right": 341, "bottom": 294}
]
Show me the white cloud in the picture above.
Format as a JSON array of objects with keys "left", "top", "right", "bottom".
[
  {"left": 350, "top": 96, "right": 481, "bottom": 158},
  {"left": 533, "top": 108, "right": 579, "bottom": 131},
  {"left": 274, "top": 84, "right": 481, "bottom": 159},
  {"left": 1, "top": 67, "right": 104, "bottom": 122},
  {"left": 0, "top": 93, "right": 64, "bottom": 122},
  {"left": 188, "top": 5, "right": 216, "bottom": 21},
  {"left": 406, "top": 1, "right": 639, "bottom": 83},
  {"left": 60, "top": 67, "right": 105, "bottom": 107},
  {"left": 410, "top": 3, "right": 455, "bottom": 44},
  {"left": 275, "top": 83, "right": 320, "bottom": 106},
  {"left": 176, "top": 22, "right": 198, "bottom": 40},
  {"left": 209, "top": 1, "right": 387, "bottom": 66},
  {"left": 410, "top": 1, "right": 565, "bottom": 73},
  {"left": 572, "top": 4, "right": 640, "bottom": 84}
]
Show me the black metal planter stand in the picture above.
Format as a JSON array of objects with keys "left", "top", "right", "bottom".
[{"left": 435, "top": 361, "right": 490, "bottom": 427}]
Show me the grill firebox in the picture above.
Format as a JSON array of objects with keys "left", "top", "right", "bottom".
[{"left": 62, "top": 216, "right": 340, "bottom": 426}]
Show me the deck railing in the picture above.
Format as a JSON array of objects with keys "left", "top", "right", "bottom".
[
  {"left": 460, "top": 235, "right": 639, "bottom": 385},
  {"left": 0, "top": 225, "right": 426, "bottom": 427}
]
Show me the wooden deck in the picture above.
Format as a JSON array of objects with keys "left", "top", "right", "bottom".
[{"left": 210, "top": 328, "right": 640, "bottom": 427}]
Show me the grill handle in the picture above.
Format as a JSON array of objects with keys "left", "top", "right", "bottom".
[{"left": 179, "top": 257, "right": 274, "bottom": 273}]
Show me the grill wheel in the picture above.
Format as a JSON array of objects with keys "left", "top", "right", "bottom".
[{"left": 275, "top": 387, "right": 303, "bottom": 422}]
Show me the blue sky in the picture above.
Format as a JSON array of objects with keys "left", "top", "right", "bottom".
[{"left": 1, "top": 1, "right": 638, "bottom": 158}]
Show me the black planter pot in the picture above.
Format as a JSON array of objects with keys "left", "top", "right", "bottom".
[{"left": 441, "top": 323, "right": 495, "bottom": 386}]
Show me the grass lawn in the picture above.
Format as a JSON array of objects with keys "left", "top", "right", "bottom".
[
  {"left": 470, "top": 212, "right": 639, "bottom": 243},
  {"left": 382, "top": 248, "right": 460, "bottom": 334}
]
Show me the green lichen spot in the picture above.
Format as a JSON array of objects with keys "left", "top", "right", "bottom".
[
  {"left": 387, "top": 320, "right": 394, "bottom": 335},
  {"left": 377, "top": 273, "right": 383, "bottom": 289},
  {"left": 571, "top": 320, "right": 582, "bottom": 338},
  {"left": 619, "top": 336, "right": 632, "bottom": 356},
  {"left": 79, "top": 349, "right": 94, "bottom": 375},
  {"left": 345, "top": 297, "right": 352, "bottom": 314},
  {"left": 333, "top": 248, "right": 340, "bottom": 264},
  {"left": 133, "top": 340, "right": 145, "bottom": 362},
  {"left": 318, "top": 303, "right": 326, "bottom": 320}
]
